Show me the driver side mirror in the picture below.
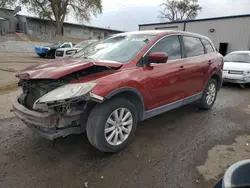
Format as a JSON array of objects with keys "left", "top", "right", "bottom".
[{"left": 147, "top": 52, "right": 168, "bottom": 66}]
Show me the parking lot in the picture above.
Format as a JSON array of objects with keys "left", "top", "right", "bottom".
[{"left": 0, "top": 49, "right": 250, "bottom": 187}]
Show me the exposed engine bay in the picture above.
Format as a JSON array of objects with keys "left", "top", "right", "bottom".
[
  {"left": 18, "top": 65, "right": 113, "bottom": 112},
  {"left": 13, "top": 63, "right": 120, "bottom": 139}
]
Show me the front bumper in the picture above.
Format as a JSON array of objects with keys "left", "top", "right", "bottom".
[
  {"left": 223, "top": 73, "right": 250, "bottom": 84},
  {"left": 12, "top": 100, "right": 83, "bottom": 140}
]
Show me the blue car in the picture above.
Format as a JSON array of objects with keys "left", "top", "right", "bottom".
[{"left": 35, "top": 42, "right": 74, "bottom": 58}]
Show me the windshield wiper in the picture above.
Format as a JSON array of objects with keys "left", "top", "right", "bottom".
[{"left": 82, "top": 56, "right": 94, "bottom": 60}]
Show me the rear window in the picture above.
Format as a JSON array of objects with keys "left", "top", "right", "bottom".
[
  {"left": 183, "top": 36, "right": 205, "bottom": 57},
  {"left": 201, "top": 39, "right": 214, "bottom": 53},
  {"left": 224, "top": 53, "right": 250, "bottom": 63}
]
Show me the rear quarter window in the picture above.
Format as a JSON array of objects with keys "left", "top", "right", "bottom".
[
  {"left": 201, "top": 39, "right": 214, "bottom": 53},
  {"left": 183, "top": 36, "right": 205, "bottom": 57}
]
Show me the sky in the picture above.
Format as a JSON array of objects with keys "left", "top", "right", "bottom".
[
  {"left": 88, "top": 0, "right": 250, "bottom": 31},
  {"left": 19, "top": 0, "right": 250, "bottom": 31}
]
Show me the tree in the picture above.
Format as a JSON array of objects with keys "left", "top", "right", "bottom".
[
  {"left": 159, "top": 0, "right": 202, "bottom": 21},
  {"left": 21, "top": 0, "right": 102, "bottom": 35},
  {"left": 0, "top": 0, "right": 17, "bottom": 8}
]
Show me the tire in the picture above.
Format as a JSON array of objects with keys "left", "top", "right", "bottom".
[
  {"left": 199, "top": 78, "right": 218, "bottom": 110},
  {"left": 46, "top": 51, "right": 55, "bottom": 59},
  {"left": 86, "top": 97, "right": 138, "bottom": 152},
  {"left": 39, "top": 54, "right": 46, "bottom": 58}
]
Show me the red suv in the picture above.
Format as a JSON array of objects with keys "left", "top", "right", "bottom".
[{"left": 13, "top": 30, "right": 223, "bottom": 152}]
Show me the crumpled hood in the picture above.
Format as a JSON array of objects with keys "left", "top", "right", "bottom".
[{"left": 16, "top": 59, "right": 123, "bottom": 79}]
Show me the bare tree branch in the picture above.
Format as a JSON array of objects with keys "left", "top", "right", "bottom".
[
  {"left": 21, "top": 0, "right": 102, "bottom": 35},
  {"left": 158, "top": 0, "right": 202, "bottom": 22}
]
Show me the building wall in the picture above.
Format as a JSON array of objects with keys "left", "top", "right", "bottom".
[
  {"left": 139, "top": 17, "right": 250, "bottom": 53},
  {"left": 0, "top": 20, "right": 10, "bottom": 34},
  {"left": 186, "top": 17, "right": 250, "bottom": 52},
  {"left": 63, "top": 24, "right": 117, "bottom": 40},
  {"left": 26, "top": 18, "right": 55, "bottom": 41},
  {"left": 0, "top": 9, "right": 16, "bottom": 32},
  {"left": 0, "top": 8, "right": 122, "bottom": 41}
]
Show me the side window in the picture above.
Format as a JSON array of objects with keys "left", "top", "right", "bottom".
[
  {"left": 201, "top": 39, "right": 214, "bottom": 53},
  {"left": 148, "top": 35, "right": 181, "bottom": 61},
  {"left": 183, "top": 36, "right": 205, "bottom": 57},
  {"left": 61, "top": 43, "right": 71, "bottom": 48}
]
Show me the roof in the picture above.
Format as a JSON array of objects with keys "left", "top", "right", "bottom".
[
  {"left": 63, "top": 22, "right": 123, "bottom": 33},
  {"left": 115, "top": 30, "right": 208, "bottom": 38},
  {"left": 0, "top": 16, "right": 6, "bottom": 20},
  {"left": 115, "top": 30, "right": 170, "bottom": 35},
  {"left": 0, "top": 7, "right": 14, "bottom": 12},
  {"left": 139, "top": 14, "right": 250, "bottom": 27}
]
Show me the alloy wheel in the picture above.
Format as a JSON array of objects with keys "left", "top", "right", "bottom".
[
  {"left": 206, "top": 83, "right": 216, "bottom": 105},
  {"left": 104, "top": 108, "right": 133, "bottom": 146}
]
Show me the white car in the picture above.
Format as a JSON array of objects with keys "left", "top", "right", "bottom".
[
  {"left": 223, "top": 51, "right": 250, "bottom": 87},
  {"left": 55, "top": 40, "right": 97, "bottom": 58}
]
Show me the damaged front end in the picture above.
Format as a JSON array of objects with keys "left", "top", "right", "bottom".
[{"left": 13, "top": 66, "right": 108, "bottom": 140}]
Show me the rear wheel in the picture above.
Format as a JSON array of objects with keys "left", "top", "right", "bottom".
[
  {"left": 39, "top": 54, "right": 46, "bottom": 58},
  {"left": 46, "top": 51, "right": 55, "bottom": 59},
  {"left": 199, "top": 78, "right": 218, "bottom": 110},
  {"left": 86, "top": 97, "right": 138, "bottom": 152}
]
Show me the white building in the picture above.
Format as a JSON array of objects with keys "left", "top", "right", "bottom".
[{"left": 139, "top": 14, "right": 250, "bottom": 55}]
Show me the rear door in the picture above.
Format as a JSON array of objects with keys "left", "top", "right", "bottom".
[
  {"left": 181, "top": 36, "right": 208, "bottom": 95},
  {"left": 201, "top": 38, "right": 219, "bottom": 85}
]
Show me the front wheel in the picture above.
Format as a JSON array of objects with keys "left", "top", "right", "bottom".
[
  {"left": 199, "top": 78, "right": 218, "bottom": 110},
  {"left": 86, "top": 97, "right": 138, "bottom": 152}
]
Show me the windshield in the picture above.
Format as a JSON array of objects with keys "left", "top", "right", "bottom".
[
  {"left": 51, "top": 42, "right": 63, "bottom": 48},
  {"left": 75, "top": 41, "right": 95, "bottom": 48},
  {"left": 224, "top": 53, "right": 250, "bottom": 63},
  {"left": 72, "top": 34, "right": 155, "bottom": 63}
]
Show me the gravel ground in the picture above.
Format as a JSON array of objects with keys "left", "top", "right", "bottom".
[
  {"left": 1, "top": 84, "right": 250, "bottom": 188},
  {"left": 0, "top": 88, "right": 21, "bottom": 119},
  {"left": 0, "top": 41, "right": 51, "bottom": 53}
]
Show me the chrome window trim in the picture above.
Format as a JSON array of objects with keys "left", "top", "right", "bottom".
[
  {"left": 201, "top": 38, "right": 215, "bottom": 53},
  {"left": 142, "top": 33, "right": 216, "bottom": 64}
]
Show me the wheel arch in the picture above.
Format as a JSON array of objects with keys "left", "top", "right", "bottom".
[
  {"left": 205, "top": 70, "right": 223, "bottom": 91},
  {"left": 211, "top": 72, "right": 223, "bottom": 90},
  {"left": 105, "top": 87, "right": 146, "bottom": 121}
]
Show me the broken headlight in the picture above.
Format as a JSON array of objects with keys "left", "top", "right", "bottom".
[{"left": 36, "top": 82, "right": 97, "bottom": 104}]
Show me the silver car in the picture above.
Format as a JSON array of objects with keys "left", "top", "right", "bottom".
[{"left": 223, "top": 51, "right": 250, "bottom": 88}]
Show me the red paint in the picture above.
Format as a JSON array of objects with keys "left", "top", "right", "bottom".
[
  {"left": 15, "top": 59, "right": 122, "bottom": 79},
  {"left": 148, "top": 52, "right": 168, "bottom": 64},
  {"left": 17, "top": 30, "right": 223, "bottom": 111}
]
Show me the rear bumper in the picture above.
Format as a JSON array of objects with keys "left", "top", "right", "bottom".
[{"left": 12, "top": 100, "right": 83, "bottom": 140}]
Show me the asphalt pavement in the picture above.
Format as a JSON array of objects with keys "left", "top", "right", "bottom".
[{"left": 0, "top": 84, "right": 250, "bottom": 188}]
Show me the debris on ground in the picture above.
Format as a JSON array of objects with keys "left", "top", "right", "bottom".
[{"left": 84, "top": 182, "right": 88, "bottom": 187}]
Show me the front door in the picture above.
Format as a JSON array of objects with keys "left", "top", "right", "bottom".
[{"left": 143, "top": 35, "right": 188, "bottom": 110}]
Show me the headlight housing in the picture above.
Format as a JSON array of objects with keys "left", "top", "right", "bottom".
[{"left": 36, "top": 82, "right": 97, "bottom": 104}]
